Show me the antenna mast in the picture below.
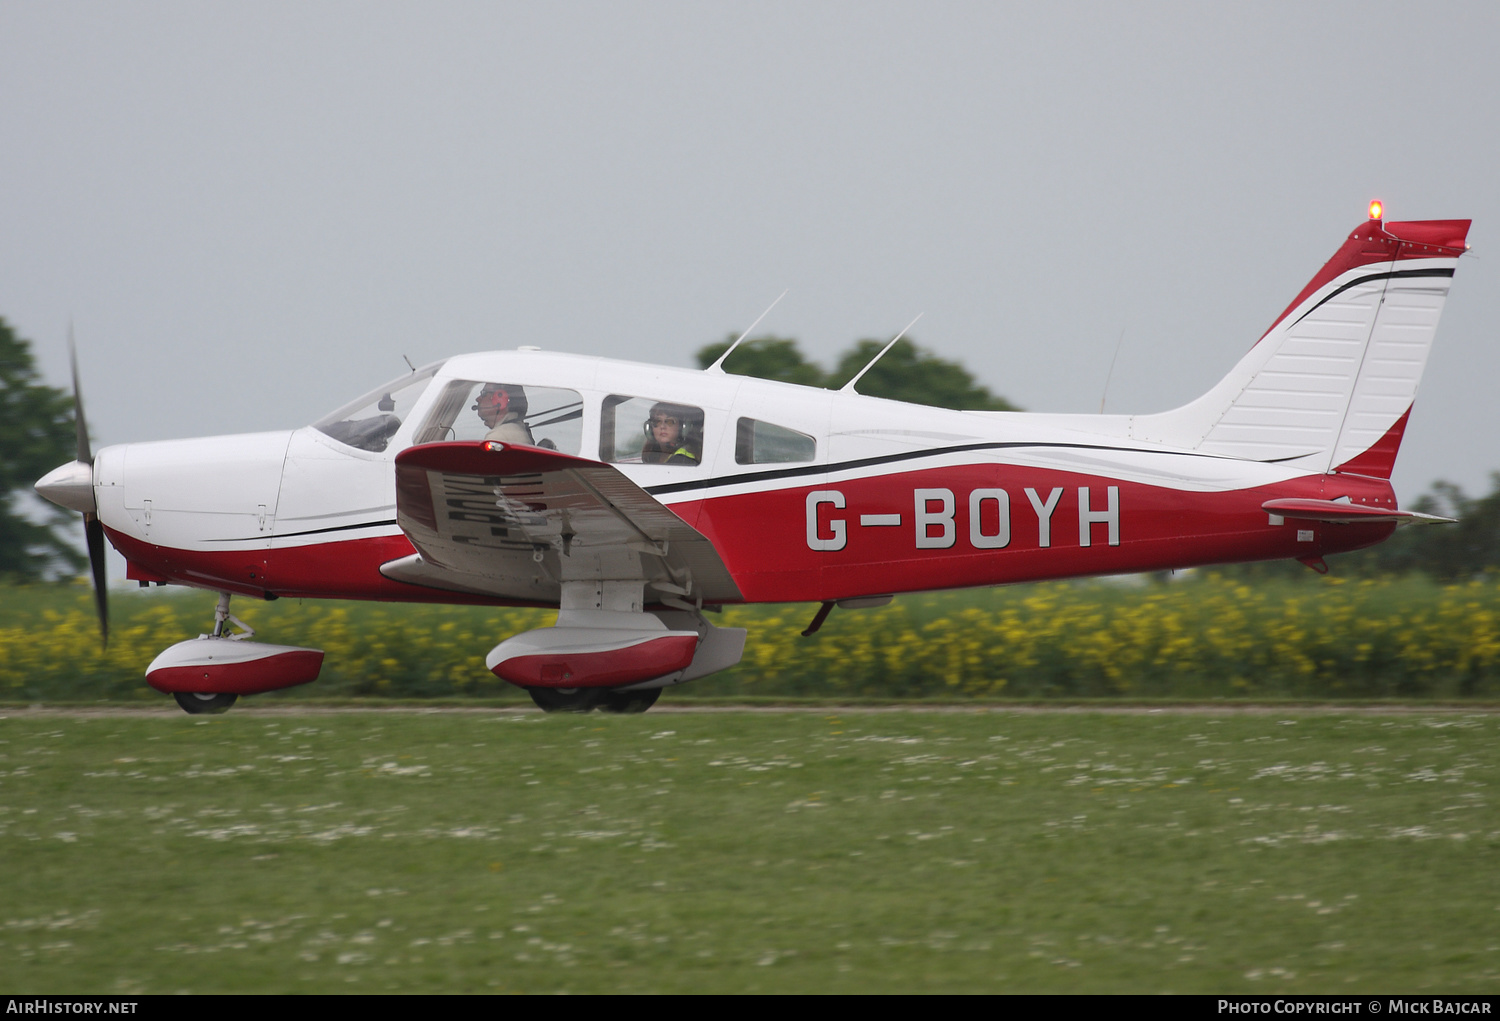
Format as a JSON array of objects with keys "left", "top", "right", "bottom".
[
  {"left": 839, "top": 314, "right": 923, "bottom": 393},
  {"left": 1098, "top": 324, "right": 1125, "bottom": 414},
  {"left": 705, "top": 290, "right": 788, "bottom": 373}
]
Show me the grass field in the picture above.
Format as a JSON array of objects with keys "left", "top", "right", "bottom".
[{"left": 2, "top": 708, "right": 1498, "bottom": 993}]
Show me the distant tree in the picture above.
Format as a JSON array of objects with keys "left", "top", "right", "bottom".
[
  {"left": 694, "top": 334, "right": 1019, "bottom": 412},
  {"left": 829, "top": 339, "right": 1020, "bottom": 411},
  {"left": 0, "top": 319, "right": 85, "bottom": 581},
  {"left": 695, "top": 335, "right": 827, "bottom": 387}
]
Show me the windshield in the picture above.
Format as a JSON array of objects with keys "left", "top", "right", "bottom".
[{"left": 312, "top": 362, "right": 444, "bottom": 453}]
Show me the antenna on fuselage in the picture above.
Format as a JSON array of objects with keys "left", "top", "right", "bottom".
[
  {"left": 839, "top": 314, "right": 923, "bottom": 394},
  {"left": 402, "top": 354, "right": 416, "bottom": 373},
  {"left": 1099, "top": 323, "right": 1125, "bottom": 414},
  {"left": 705, "top": 289, "right": 789, "bottom": 373}
]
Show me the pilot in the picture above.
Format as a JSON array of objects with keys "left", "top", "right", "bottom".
[
  {"left": 475, "top": 383, "right": 534, "bottom": 445},
  {"left": 641, "top": 402, "right": 701, "bottom": 466}
]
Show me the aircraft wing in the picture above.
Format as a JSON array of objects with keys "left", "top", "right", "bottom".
[{"left": 384, "top": 441, "right": 742, "bottom": 606}]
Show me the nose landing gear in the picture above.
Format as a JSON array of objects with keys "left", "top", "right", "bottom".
[{"left": 145, "top": 593, "right": 325, "bottom": 714}]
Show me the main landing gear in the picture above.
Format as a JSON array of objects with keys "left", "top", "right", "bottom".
[
  {"left": 173, "top": 691, "right": 239, "bottom": 715},
  {"left": 526, "top": 687, "right": 662, "bottom": 714}
]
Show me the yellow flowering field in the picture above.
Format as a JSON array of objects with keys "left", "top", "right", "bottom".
[
  {"left": 722, "top": 574, "right": 1500, "bottom": 699},
  {"left": 2, "top": 572, "right": 1499, "bottom": 701}
]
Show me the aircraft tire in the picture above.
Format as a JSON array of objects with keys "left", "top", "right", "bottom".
[
  {"left": 173, "top": 692, "right": 239, "bottom": 715},
  {"left": 598, "top": 688, "right": 661, "bottom": 714},
  {"left": 527, "top": 688, "right": 602, "bottom": 713}
]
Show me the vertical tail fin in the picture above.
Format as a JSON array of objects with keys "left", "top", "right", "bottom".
[{"left": 1135, "top": 213, "right": 1470, "bottom": 477}]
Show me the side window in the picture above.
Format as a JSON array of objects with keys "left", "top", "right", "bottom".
[
  {"left": 414, "top": 381, "right": 583, "bottom": 454},
  {"left": 601, "top": 396, "right": 705, "bottom": 467},
  {"left": 735, "top": 417, "right": 816, "bottom": 464}
]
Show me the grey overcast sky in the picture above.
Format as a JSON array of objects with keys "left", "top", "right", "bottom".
[{"left": 3, "top": 1, "right": 1497, "bottom": 504}]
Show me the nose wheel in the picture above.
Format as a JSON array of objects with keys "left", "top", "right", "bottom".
[
  {"left": 166, "top": 593, "right": 252, "bottom": 715},
  {"left": 173, "top": 692, "right": 239, "bottom": 715}
]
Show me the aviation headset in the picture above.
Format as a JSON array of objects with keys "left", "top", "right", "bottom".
[
  {"left": 474, "top": 383, "right": 527, "bottom": 420},
  {"left": 644, "top": 402, "right": 700, "bottom": 445}
]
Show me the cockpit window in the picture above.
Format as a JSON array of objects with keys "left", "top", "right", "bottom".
[
  {"left": 601, "top": 396, "right": 704, "bottom": 467},
  {"left": 413, "top": 380, "right": 583, "bottom": 454},
  {"left": 312, "top": 363, "right": 443, "bottom": 453}
]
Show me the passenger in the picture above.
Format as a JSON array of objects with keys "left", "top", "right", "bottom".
[
  {"left": 641, "top": 403, "right": 701, "bottom": 466},
  {"left": 474, "top": 383, "right": 534, "bottom": 445}
]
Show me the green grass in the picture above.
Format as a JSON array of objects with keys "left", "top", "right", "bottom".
[{"left": 2, "top": 708, "right": 1498, "bottom": 993}]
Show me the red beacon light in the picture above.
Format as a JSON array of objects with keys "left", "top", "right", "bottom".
[{"left": 1369, "top": 200, "right": 1383, "bottom": 221}]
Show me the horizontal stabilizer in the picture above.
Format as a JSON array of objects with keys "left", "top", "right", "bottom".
[{"left": 1261, "top": 498, "right": 1456, "bottom": 525}]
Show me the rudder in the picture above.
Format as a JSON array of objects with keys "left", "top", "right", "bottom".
[{"left": 1133, "top": 211, "right": 1470, "bottom": 477}]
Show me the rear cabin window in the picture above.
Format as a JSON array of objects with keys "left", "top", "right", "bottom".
[
  {"left": 735, "top": 417, "right": 816, "bottom": 464},
  {"left": 601, "top": 396, "right": 705, "bottom": 468},
  {"left": 413, "top": 380, "right": 583, "bottom": 454}
]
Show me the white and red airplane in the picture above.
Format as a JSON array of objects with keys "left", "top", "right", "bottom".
[{"left": 35, "top": 204, "right": 1471, "bottom": 714}]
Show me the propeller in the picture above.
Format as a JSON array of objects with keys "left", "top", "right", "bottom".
[{"left": 69, "top": 332, "right": 108, "bottom": 647}]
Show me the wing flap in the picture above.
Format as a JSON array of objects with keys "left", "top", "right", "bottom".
[{"left": 388, "top": 441, "right": 742, "bottom": 604}]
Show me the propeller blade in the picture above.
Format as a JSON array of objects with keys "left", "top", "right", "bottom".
[
  {"left": 70, "top": 328, "right": 107, "bottom": 646},
  {"left": 85, "top": 513, "right": 109, "bottom": 647},
  {"left": 69, "top": 325, "right": 91, "bottom": 465}
]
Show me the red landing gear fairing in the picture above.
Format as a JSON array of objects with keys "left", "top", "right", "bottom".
[{"left": 35, "top": 205, "right": 1471, "bottom": 713}]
